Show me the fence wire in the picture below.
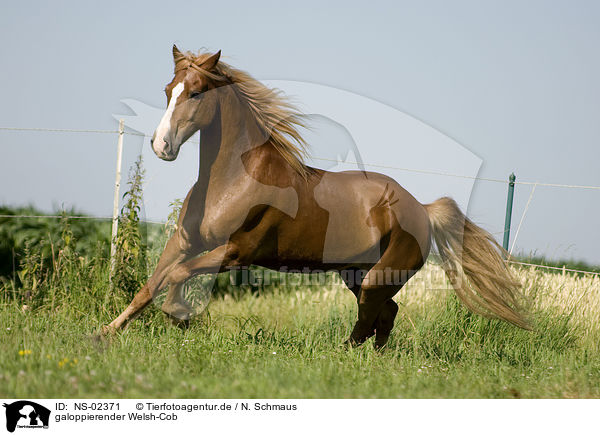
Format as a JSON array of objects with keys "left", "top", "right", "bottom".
[
  {"left": 310, "top": 156, "right": 600, "bottom": 190},
  {"left": 507, "top": 260, "right": 600, "bottom": 277},
  {"left": 2, "top": 125, "right": 600, "bottom": 190},
  {"left": 0, "top": 214, "right": 165, "bottom": 225}
]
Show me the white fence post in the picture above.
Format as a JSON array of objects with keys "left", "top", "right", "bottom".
[{"left": 110, "top": 119, "right": 125, "bottom": 282}]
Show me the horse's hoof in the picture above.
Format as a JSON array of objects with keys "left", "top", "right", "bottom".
[
  {"left": 88, "top": 330, "right": 112, "bottom": 350},
  {"left": 373, "top": 334, "right": 390, "bottom": 351},
  {"left": 342, "top": 336, "right": 365, "bottom": 348},
  {"left": 175, "top": 319, "right": 190, "bottom": 330},
  {"left": 162, "top": 301, "right": 192, "bottom": 322},
  {"left": 373, "top": 342, "right": 388, "bottom": 352},
  {"left": 101, "top": 325, "right": 115, "bottom": 336}
]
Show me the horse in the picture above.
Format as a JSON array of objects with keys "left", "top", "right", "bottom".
[{"left": 103, "top": 45, "right": 529, "bottom": 348}]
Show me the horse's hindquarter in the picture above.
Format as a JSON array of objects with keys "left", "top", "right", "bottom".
[{"left": 308, "top": 170, "right": 430, "bottom": 265}]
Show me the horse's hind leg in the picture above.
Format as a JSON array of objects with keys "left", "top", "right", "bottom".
[
  {"left": 348, "top": 245, "right": 424, "bottom": 348},
  {"left": 348, "top": 280, "right": 399, "bottom": 347},
  {"left": 340, "top": 267, "right": 363, "bottom": 299},
  {"left": 373, "top": 299, "right": 399, "bottom": 349},
  {"left": 340, "top": 268, "right": 375, "bottom": 342},
  {"left": 341, "top": 268, "right": 400, "bottom": 347}
]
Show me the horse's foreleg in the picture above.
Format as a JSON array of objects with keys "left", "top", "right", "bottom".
[
  {"left": 161, "top": 281, "right": 194, "bottom": 326},
  {"left": 103, "top": 234, "right": 192, "bottom": 334},
  {"left": 103, "top": 283, "right": 154, "bottom": 334},
  {"left": 165, "top": 244, "right": 236, "bottom": 286},
  {"left": 159, "top": 244, "right": 237, "bottom": 324}
]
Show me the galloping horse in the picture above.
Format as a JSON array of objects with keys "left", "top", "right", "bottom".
[{"left": 104, "top": 46, "right": 529, "bottom": 348}]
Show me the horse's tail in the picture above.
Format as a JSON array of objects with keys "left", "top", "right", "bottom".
[{"left": 424, "top": 197, "right": 530, "bottom": 329}]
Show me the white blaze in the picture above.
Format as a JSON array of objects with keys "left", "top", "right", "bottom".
[{"left": 153, "top": 82, "right": 185, "bottom": 153}]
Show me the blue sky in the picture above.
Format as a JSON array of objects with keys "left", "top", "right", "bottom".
[{"left": 1, "top": 0, "right": 599, "bottom": 263}]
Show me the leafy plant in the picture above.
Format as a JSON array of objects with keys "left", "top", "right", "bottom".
[{"left": 111, "top": 155, "right": 148, "bottom": 296}]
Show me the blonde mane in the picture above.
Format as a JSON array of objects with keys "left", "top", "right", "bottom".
[{"left": 175, "top": 50, "right": 312, "bottom": 178}]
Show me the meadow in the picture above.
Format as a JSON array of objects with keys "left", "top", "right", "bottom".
[
  {"left": 2, "top": 158, "right": 599, "bottom": 399},
  {"left": 1, "top": 242, "right": 599, "bottom": 398}
]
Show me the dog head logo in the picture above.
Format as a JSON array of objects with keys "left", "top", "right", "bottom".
[{"left": 3, "top": 401, "right": 50, "bottom": 432}]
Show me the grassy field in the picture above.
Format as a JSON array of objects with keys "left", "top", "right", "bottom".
[{"left": 1, "top": 256, "right": 599, "bottom": 399}]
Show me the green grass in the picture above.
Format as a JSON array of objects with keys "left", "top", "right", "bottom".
[{"left": 2, "top": 261, "right": 600, "bottom": 399}]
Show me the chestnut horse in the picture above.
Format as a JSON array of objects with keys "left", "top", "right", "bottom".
[{"left": 104, "top": 46, "right": 529, "bottom": 348}]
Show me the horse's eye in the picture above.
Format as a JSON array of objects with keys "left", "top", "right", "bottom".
[{"left": 189, "top": 91, "right": 202, "bottom": 99}]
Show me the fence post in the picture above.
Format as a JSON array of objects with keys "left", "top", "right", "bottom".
[
  {"left": 110, "top": 119, "right": 125, "bottom": 281},
  {"left": 503, "top": 172, "right": 516, "bottom": 253}
]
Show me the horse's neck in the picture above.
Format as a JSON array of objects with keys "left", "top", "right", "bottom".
[
  {"left": 197, "top": 107, "right": 221, "bottom": 187},
  {"left": 199, "top": 92, "right": 265, "bottom": 187}
]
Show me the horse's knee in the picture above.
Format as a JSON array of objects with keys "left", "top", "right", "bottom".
[{"left": 166, "top": 263, "right": 192, "bottom": 286}]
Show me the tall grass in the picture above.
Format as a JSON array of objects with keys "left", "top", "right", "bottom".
[{"left": 1, "top": 245, "right": 599, "bottom": 398}]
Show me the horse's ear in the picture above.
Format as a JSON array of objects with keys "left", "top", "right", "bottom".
[
  {"left": 172, "top": 44, "right": 184, "bottom": 63},
  {"left": 201, "top": 50, "right": 221, "bottom": 70}
]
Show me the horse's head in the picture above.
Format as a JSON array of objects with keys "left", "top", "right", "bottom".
[{"left": 151, "top": 45, "right": 225, "bottom": 161}]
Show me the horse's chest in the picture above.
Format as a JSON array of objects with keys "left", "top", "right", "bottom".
[{"left": 197, "top": 208, "right": 237, "bottom": 247}]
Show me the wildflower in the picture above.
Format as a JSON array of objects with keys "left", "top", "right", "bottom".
[
  {"left": 272, "top": 351, "right": 277, "bottom": 355},
  {"left": 18, "top": 350, "right": 32, "bottom": 356},
  {"left": 57, "top": 358, "right": 78, "bottom": 368}
]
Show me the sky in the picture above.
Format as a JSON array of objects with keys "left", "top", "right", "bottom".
[{"left": 0, "top": 0, "right": 599, "bottom": 264}]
